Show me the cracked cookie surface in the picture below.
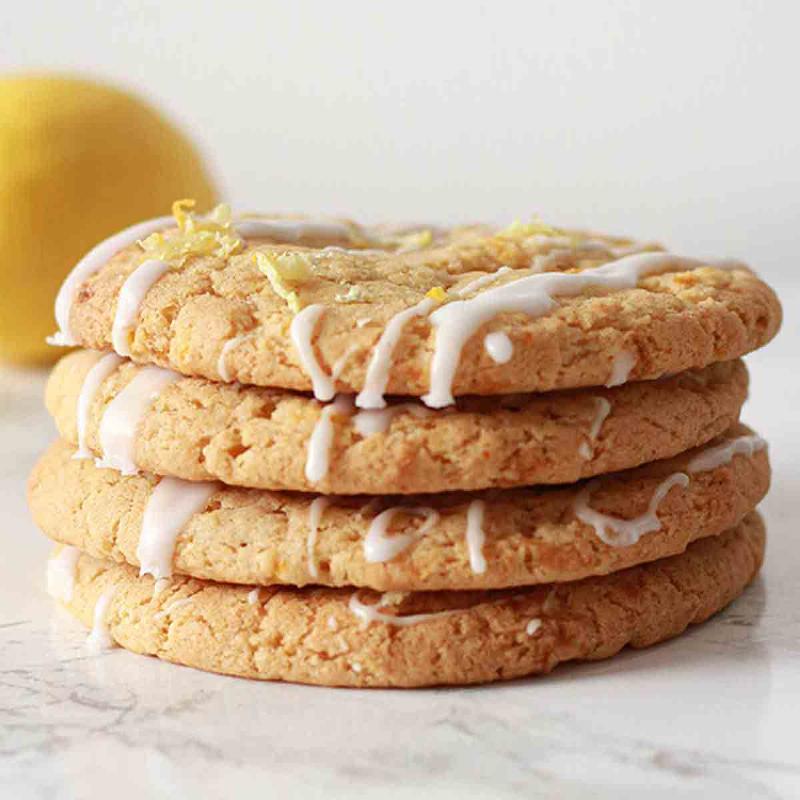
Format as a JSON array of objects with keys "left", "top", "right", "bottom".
[
  {"left": 50, "top": 514, "right": 765, "bottom": 687},
  {"left": 60, "top": 218, "right": 781, "bottom": 398},
  {"left": 47, "top": 350, "right": 748, "bottom": 493},
  {"left": 29, "top": 425, "right": 769, "bottom": 591}
]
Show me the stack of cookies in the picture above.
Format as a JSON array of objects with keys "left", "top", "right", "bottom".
[{"left": 28, "top": 204, "right": 781, "bottom": 687}]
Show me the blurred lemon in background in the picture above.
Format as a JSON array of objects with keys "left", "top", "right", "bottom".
[{"left": 0, "top": 75, "right": 217, "bottom": 364}]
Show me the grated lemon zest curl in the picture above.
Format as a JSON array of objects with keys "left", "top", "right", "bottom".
[
  {"left": 501, "top": 218, "right": 562, "bottom": 240},
  {"left": 254, "top": 251, "right": 313, "bottom": 313},
  {"left": 393, "top": 229, "right": 433, "bottom": 252},
  {"left": 139, "top": 199, "right": 244, "bottom": 265},
  {"left": 425, "top": 286, "right": 448, "bottom": 304}
]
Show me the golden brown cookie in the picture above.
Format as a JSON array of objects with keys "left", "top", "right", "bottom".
[
  {"left": 48, "top": 513, "right": 765, "bottom": 687},
  {"left": 51, "top": 206, "right": 780, "bottom": 401},
  {"left": 29, "top": 425, "right": 769, "bottom": 591},
  {"left": 47, "top": 349, "right": 749, "bottom": 494}
]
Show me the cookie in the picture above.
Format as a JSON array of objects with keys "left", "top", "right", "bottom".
[
  {"left": 29, "top": 425, "right": 769, "bottom": 591},
  {"left": 47, "top": 349, "right": 748, "bottom": 494},
  {"left": 49, "top": 205, "right": 780, "bottom": 403},
  {"left": 47, "top": 513, "right": 765, "bottom": 687}
]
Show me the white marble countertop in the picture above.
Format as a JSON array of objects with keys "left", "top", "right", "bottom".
[{"left": 2, "top": 287, "right": 798, "bottom": 800}]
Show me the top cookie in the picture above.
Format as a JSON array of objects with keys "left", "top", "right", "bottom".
[{"left": 50, "top": 202, "right": 781, "bottom": 404}]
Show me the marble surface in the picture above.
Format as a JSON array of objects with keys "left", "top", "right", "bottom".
[{"left": 1, "top": 288, "right": 798, "bottom": 800}]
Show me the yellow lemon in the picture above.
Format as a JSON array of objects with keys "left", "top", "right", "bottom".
[{"left": 0, "top": 75, "right": 218, "bottom": 364}]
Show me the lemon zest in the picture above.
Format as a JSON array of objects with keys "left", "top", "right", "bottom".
[
  {"left": 425, "top": 286, "right": 448, "bottom": 304},
  {"left": 501, "top": 218, "right": 561, "bottom": 239},
  {"left": 394, "top": 229, "right": 433, "bottom": 251},
  {"left": 254, "top": 251, "right": 313, "bottom": 313},
  {"left": 139, "top": 199, "right": 243, "bottom": 265},
  {"left": 335, "top": 285, "right": 366, "bottom": 303}
]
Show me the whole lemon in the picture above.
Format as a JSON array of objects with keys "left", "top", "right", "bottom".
[{"left": 0, "top": 75, "right": 218, "bottom": 364}]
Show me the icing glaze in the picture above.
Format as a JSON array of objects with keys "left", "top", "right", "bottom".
[
  {"left": 86, "top": 586, "right": 118, "bottom": 653},
  {"left": 465, "top": 499, "right": 487, "bottom": 574},
  {"left": 356, "top": 297, "right": 437, "bottom": 409},
  {"left": 153, "top": 578, "right": 170, "bottom": 597},
  {"left": 137, "top": 477, "right": 217, "bottom": 580},
  {"left": 96, "top": 366, "right": 179, "bottom": 475},
  {"left": 352, "top": 403, "right": 433, "bottom": 437},
  {"left": 46, "top": 546, "right": 81, "bottom": 602},
  {"left": 483, "top": 331, "right": 513, "bottom": 364},
  {"left": 606, "top": 350, "right": 637, "bottom": 387},
  {"left": 364, "top": 506, "right": 440, "bottom": 563},
  {"left": 349, "top": 591, "right": 458, "bottom": 628},
  {"left": 688, "top": 434, "right": 767, "bottom": 473},
  {"left": 153, "top": 597, "right": 194, "bottom": 620},
  {"left": 574, "top": 471, "right": 690, "bottom": 547},
  {"left": 422, "top": 252, "right": 732, "bottom": 408},
  {"left": 290, "top": 304, "right": 335, "bottom": 401},
  {"left": 526, "top": 618, "right": 543, "bottom": 636},
  {"left": 111, "top": 259, "right": 170, "bottom": 356},
  {"left": 49, "top": 215, "right": 174, "bottom": 346},
  {"left": 331, "top": 343, "right": 359, "bottom": 380},
  {"left": 305, "top": 395, "right": 354, "bottom": 483},
  {"left": 578, "top": 396, "right": 612, "bottom": 460},
  {"left": 454, "top": 266, "right": 513, "bottom": 297},
  {"left": 306, "top": 497, "right": 332, "bottom": 579},
  {"left": 73, "top": 353, "right": 123, "bottom": 459},
  {"left": 217, "top": 334, "right": 251, "bottom": 382},
  {"left": 247, "top": 587, "right": 263, "bottom": 605}
]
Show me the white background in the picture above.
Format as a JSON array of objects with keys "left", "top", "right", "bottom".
[{"left": 1, "top": 0, "right": 798, "bottom": 279}]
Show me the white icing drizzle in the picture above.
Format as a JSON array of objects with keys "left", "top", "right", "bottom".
[
  {"left": 578, "top": 396, "right": 612, "bottom": 460},
  {"left": 483, "top": 331, "right": 513, "bottom": 364},
  {"left": 355, "top": 317, "right": 373, "bottom": 328},
  {"left": 331, "top": 343, "right": 358, "bottom": 380},
  {"left": 349, "top": 591, "right": 458, "bottom": 628},
  {"left": 422, "top": 252, "right": 734, "bottom": 408},
  {"left": 465, "top": 500, "right": 487, "bottom": 574},
  {"left": 235, "top": 218, "right": 355, "bottom": 243},
  {"left": 327, "top": 615, "right": 338, "bottom": 631},
  {"left": 574, "top": 472, "right": 689, "bottom": 547},
  {"left": 306, "top": 497, "right": 331, "bottom": 579},
  {"left": 46, "top": 546, "right": 81, "bottom": 602},
  {"left": 305, "top": 395, "right": 354, "bottom": 483},
  {"left": 111, "top": 259, "right": 170, "bottom": 356},
  {"left": 526, "top": 618, "right": 543, "bottom": 636},
  {"left": 247, "top": 587, "right": 263, "bottom": 605},
  {"left": 606, "top": 350, "right": 637, "bottom": 387},
  {"left": 687, "top": 434, "right": 767, "bottom": 473},
  {"left": 355, "top": 297, "right": 437, "bottom": 409},
  {"left": 96, "top": 366, "right": 179, "bottom": 475},
  {"left": 86, "top": 586, "right": 118, "bottom": 653},
  {"left": 353, "top": 403, "right": 433, "bottom": 437},
  {"left": 153, "top": 597, "right": 193, "bottom": 620},
  {"left": 73, "top": 353, "right": 123, "bottom": 459},
  {"left": 290, "top": 304, "right": 335, "bottom": 401},
  {"left": 351, "top": 661, "right": 362, "bottom": 673},
  {"left": 364, "top": 506, "right": 439, "bottom": 563},
  {"left": 137, "top": 477, "right": 217, "bottom": 580},
  {"left": 152, "top": 578, "right": 170, "bottom": 598},
  {"left": 49, "top": 215, "right": 174, "bottom": 346},
  {"left": 454, "top": 266, "right": 513, "bottom": 297},
  {"left": 217, "top": 334, "right": 251, "bottom": 382}
]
